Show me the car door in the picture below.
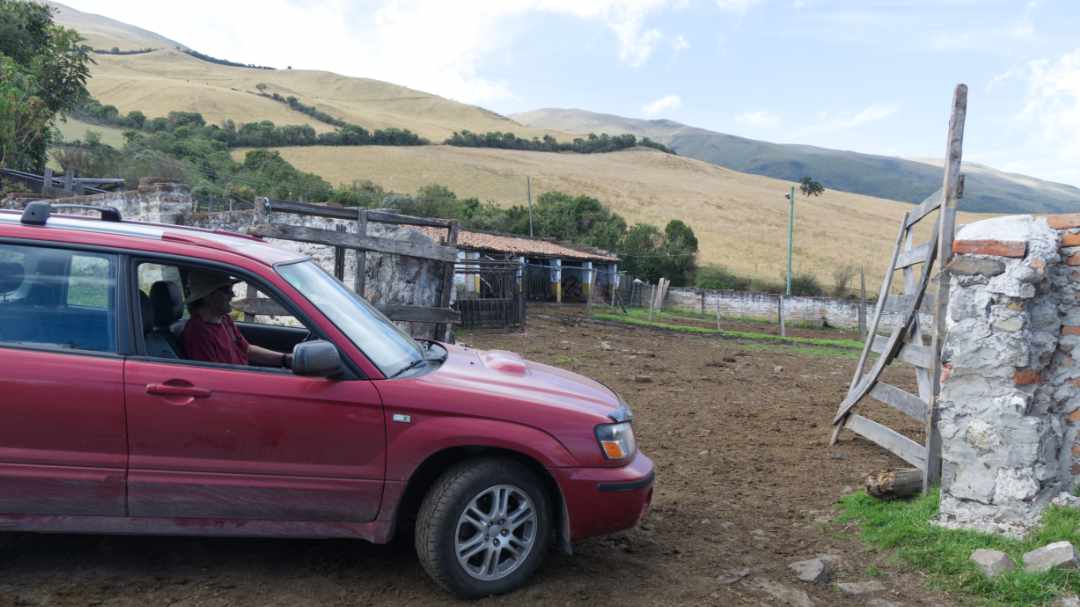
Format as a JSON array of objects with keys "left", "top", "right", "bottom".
[
  {"left": 0, "top": 242, "right": 126, "bottom": 515},
  {"left": 123, "top": 259, "right": 385, "bottom": 522}
]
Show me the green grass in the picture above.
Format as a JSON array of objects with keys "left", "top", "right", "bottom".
[
  {"left": 838, "top": 490, "right": 1080, "bottom": 605},
  {"left": 591, "top": 310, "right": 864, "bottom": 351}
]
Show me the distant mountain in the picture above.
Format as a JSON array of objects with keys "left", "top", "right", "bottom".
[{"left": 513, "top": 108, "right": 1080, "bottom": 214}]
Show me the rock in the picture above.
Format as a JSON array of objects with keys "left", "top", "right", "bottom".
[
  {"left": 774, "top": 365, "right": 784, "bottom": 373},
  {"left": 789, "top": 557, "right": 832, "bottom": 583},
  {"left": 947, "top": 256, "right": 1007, "bottom": 277},
  {"left": 599, "top": 341, "right": 613, "bottom": 351},
  {"left": 970, "top": 548, "right": 1015, "bottom": 577},
  {"left": 836, "top": 581, "right": 886, "bottom": 594},
  {"left": 716, "top": 567, "right": 750, "bottom": 585},
  {"left": 1053, "top": 596, "right": 1080, "bottom": 607},
  {"left": 867, "top": 600, "right": 901, "bottom": 607},
  {"left": 1052, "top": 492, "right": 1080, "bottom": 508},
  {"left": 752, "top": 579, "right": 815, "bottom": 607},
  {"left": 1023, "top": 541, "right": 1080, "bottom": 573},
  {"left": 830, "top": 452, "right": 848, "bottom": 460},
  {"left": 632, "top": 375, "right": 653, "bottom": 384}
]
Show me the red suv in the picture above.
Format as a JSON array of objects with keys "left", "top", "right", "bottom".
[{"left": 0, "top": 202, "right": 653, "bottom": 598}]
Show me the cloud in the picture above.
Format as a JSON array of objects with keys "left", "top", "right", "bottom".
[
  {"left": 735, "top": 110, "right": 780, "bottom": 128},
  {"left": 672, "top": 34, "right": 690, "bottom": 53},
  {"left": 792, "top": 103, "right": 898, "bottom": 137},
  {"left": 642, "top": 95, "right": 683, "bottom": 116},
  {"left": 63, "top": 0, "right": 683, "bottom": 104},
  {"left": 1007, "top": 48, "right": 1080, "bottom": 184},
  {"left": 715, "top": 0, "right": 760, "bottom": 13}
]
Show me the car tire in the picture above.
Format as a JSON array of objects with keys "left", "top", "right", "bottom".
[{"left": 414, "top": 458, "right": 553, "bottom": 599}]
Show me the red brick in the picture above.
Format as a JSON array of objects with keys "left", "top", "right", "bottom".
[
  {"left": 941, "top": 363, "right": 952, "bottom": 383},
  {"left": 1014, "top": 368, "right": 1042, "bottom": 385},
  {"left": 952, "top": 239, "right": 1027, "bottom": 258},
  {"left": 1065, "top": 326, "right": 1080, "bottom": 336},
  {"left": 1050, "top": 214, "right": 1080, "bottom": 230},
  {"left": 1062, "top": 232, "right": 1080, "bottom": 247},
  {"left": 1068, "top": 254, "right": 1080, "bottom": 266},
  {"left": 1070, "top": 409, "right": 1080, "bottom": 423},
  {"left": 1073, "top": 444, "right": 1080, "bottom": 457},
  {"left": 1072, "top": 463, "right": 1080, "bottom": 475}
]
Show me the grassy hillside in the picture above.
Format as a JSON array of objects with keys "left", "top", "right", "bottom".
[
  {"left": 50, "top": 2, "right": 186, "bottom": 51},
  {"left": 247, "top": 145, "right": 988, "bottom": 287},
  {"left": 55, "top": 117, "right": 127, "bottom": 148},
  {"left": 514, "top": 109, "right": 1080, "bottom": 214}
]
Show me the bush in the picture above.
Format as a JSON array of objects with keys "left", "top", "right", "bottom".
[
  {"left": 789, "top": 272, "right": 824, "bottom": 297},
  {"left": 694, "top": 265, "right": 750, "bottom": 291},
  {"left": 831, "top": 264, "right": 857, "bottom": 297}
]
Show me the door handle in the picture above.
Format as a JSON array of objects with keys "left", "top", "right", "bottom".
[{"left": 145, "top": 383, "right": 212, "bottom": 399}]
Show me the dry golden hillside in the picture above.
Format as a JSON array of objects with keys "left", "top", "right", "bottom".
[{"left": 248, "top": 145, "right": 988, "bottom": 287}]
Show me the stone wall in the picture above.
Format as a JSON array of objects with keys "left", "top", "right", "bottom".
[
  {"left": 663, "top": 287, "right": 905, "bottom": 329},
  {"left": 937, "top": 213, "right": 1080, "bottom": 535},
  {"left": 1, "top": 184, "right": 449, "bottom": 338}
]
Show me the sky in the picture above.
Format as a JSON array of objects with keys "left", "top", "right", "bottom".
[{"left": 62, "top": 0, "right": 1080, "bottom": 187}]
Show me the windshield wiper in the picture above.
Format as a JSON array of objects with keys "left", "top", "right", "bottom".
[
  {"left": 417, "top": 339, "right": 449, "bottom": 362},
  {"left": 390, "top": 357, "right": 427, "bottom": 378}
]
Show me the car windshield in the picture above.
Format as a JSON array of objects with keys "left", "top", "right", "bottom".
[{"left": 277, "top": 260, "right": 424, "bottom": 377}]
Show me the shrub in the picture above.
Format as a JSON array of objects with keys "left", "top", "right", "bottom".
[
  {"left": 831, "top": 264, "right": 857, "bottom": 297},
  {"left": 695, "top": 265, "right": 750, "bottom": 291},
  {"left": 789, "top": 272, "right": 824, "bottom": 297}
]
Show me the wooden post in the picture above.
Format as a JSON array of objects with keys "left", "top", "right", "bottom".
[
  {"left": 866, "top": 468, "right": 923, "bottom": 500},
  {"left": 926, "top": 84, "right": 967, "bottom": 492},
  {"left": 243, "top": 283, "right": 257, "bottom": 322},
  {"left": 42, "top": 168, "right": 53, "bottom": 195},
  {"left": 700, "top": 290, "right": 705, "bottom": 315},
  {"left": 778, "top": 295, "right": 786, "bottom": 337},
  {"left": 716, "top": 295, "right": 721, "bottom": 330},
  {"left": 253, "top": 197, "right": 269, "bottom": 224},
  {"left": 858, "top": 267, "right": 867, "bottom": 338},
  {"left": 648, "top": 283, "right": 656, "bottom": 321},
  {"left": 354, "top": 209, "right": 368, "bottom": 298},
  {"left": 63, "top": 170, "right": 74, "bottom": 194},
  {"left": 435, "top": 221, "right": 460, "bottom": 341},
  {"left": 333, "top": 224, "right": 346, "bottom": 281}
]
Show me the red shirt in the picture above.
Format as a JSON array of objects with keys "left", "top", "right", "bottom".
[{"left": 181, "top": 315, "right": 250, "bottom": 365}]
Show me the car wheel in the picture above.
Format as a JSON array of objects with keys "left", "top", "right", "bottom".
[{"left": 415, "top": 458, "right": 552, "bottom": 599}]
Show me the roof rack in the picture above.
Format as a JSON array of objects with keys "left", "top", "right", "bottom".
[{"left": 20, "top": 201, "right": 122, "bottom": 226}]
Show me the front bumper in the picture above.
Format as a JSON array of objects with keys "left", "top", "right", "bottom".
[{"left": 553, "top": 451, "right": 655, "bottom": 542}]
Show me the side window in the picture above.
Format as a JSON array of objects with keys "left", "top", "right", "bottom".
[
  {"left": 136, "top": 261, "right": 310, "bottom": 369},
  {"left": 0, "top": 243, "right": 118, "bottom": 353}
]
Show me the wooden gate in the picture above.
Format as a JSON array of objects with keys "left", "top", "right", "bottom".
[
  {"left": 830, "top": 85, "right": 967, "bottom": 491},
  {"left": 454, "top": 258, "right": 525, "bottom": 329}
]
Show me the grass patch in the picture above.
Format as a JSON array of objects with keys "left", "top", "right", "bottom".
[
  {"left": 838, "top": 490, "right": 1080, "bottom": 606},
  {"left": 625, "top": 306, "right": 849, "bottom": 332},
  {"left": 591, "top": 310, "right": 864, "bottom": 351}
]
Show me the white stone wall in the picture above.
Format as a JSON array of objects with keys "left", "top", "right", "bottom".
[
  {"left": 663, "top": 287, "right": 901, "bottom": 329},
  {"left": 936, "top": 213, "right": 1080, "bottom": 536}
]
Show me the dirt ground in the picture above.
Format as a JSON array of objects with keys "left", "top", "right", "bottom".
[{"left": 0, "top": 307, "right": 952, "bottom": 607}]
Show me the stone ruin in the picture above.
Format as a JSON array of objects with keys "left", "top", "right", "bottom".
[
  {"left": 937, "top": 213, "right": 1080, "bottom": 535},
  {"left": 0, "top": 182, "right": 450, "bottom": 338}
]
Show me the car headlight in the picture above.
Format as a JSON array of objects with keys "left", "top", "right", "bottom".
[{"left": 595, "top": 421, "right": 636, "bottom": 460}]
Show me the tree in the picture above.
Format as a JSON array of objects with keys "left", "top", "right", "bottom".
[
  {"left": 0, "top": 0, "right": 92, "bottom": 170},
  {"left": 799, "top": 176, "right": 825, "bottom": 197}
]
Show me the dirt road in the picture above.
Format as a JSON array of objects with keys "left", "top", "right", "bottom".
[{"left": 0, "top": 312, "right": 952, "bottom": 606}]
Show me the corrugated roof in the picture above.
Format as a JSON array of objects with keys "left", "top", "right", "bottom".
[{"left": 414, "top": 227, "right": 618, "bottom": 262}]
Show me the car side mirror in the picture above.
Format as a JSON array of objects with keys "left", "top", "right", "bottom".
[{"left": 291, "top": 340, "right": 344, "bottom": 378}]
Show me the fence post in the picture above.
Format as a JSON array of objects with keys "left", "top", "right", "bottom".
[
  {"left": 715, "top": 295, "right": 721, "bottom": 330},
  {"left": 778, "top": 295, "right": 786, "bottom": 337},
  {"left": 333, "top": 224, "right": 346, "bottom": 281},
  {"left": 858, "top": 266, "right": 867, "bottom": 337},
  {"left": 354, "top": 209, "right": 368, "bottom": 298}
]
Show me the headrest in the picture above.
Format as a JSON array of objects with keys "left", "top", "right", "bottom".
[
  {"left": 0, "top": 261, "right": 24, "bottom": 295},
  {"left": 139, "top": 290, "right": 153, "bottom": 332},
  {"left": 150, "top": 281, "right": 184, "bottom": 326}
]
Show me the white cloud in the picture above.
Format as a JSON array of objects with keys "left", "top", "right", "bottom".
[
  {"left": 642, "top": 94, "right": 682, "bottom": 116},
  {"left": 1006, "top": 49, "right": 1080, "bottom": 184},
  {"left": 715, "top": 0, "right": 761, "bottom": 14},
  {"left": 792, "top": 103, "right": 898, "bottom": 138},
  {"left": 672, "top": 34, "right": 690, "bottom": 53},
  {"left": 735, "top": 110, "right": 780, "bottom": 128},
  {"left": 62, "top": 0, "right": 683, "bottom": 104}
]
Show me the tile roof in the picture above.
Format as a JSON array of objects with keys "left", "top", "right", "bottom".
[{"left": 414, "top": 227, "right": 618, "bottom": 262}]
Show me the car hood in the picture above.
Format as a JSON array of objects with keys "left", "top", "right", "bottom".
[{"left": 419, "top": 344, "right": 624, "bottom": 423}]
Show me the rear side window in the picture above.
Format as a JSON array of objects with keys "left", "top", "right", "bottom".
[{"left": 0, "top": 243, "right": 118, "bottom": 353}]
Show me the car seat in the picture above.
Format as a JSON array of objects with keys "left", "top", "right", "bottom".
[{"left": 147, "top": 281, "right": 185, "bottom": 358}]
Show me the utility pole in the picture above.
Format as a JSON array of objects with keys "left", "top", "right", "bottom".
[
  {"left": 785, "top": 185, "right": 795, "bottom": 296},
  {"left": 526, "top": 176, "right": 534, "bottom": 238}
]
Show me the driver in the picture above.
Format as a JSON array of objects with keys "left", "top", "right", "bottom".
[{"left": 181, "top": 270, "right": 292, "bottom": 368}]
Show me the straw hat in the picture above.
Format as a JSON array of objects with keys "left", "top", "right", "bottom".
[{"left": 186, "top": 270, "right": 239, "bottom": 304}]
